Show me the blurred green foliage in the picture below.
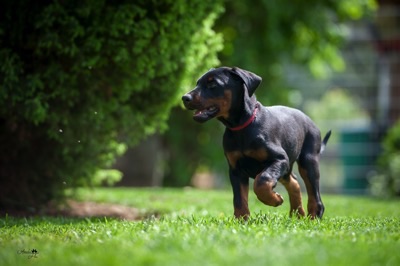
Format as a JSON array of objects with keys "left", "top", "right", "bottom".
[
  {"left": 0, "top": 0, "right": 223, "bottom": 209},
  {"left": 306, "top": 89, "right": 370, "bottom": 121},
  {"left": 164, "top": 0, "right": 376, "bottom": 186},
  {"left": 163, "top": 108, "right": 226, "bottom": 187},
  {"left": 371, "top": 120, "right": 400, "bottom": 197},
  {"left": 218, "top": 0, "right": 376, "bottom": 104},
  {"left": 305, "top": 88, "right": 370, "bottom": 142}
]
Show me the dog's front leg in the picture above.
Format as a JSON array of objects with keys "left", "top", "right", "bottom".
[
  {"left": 253, "top": 158, "right": 289, "bottom": 207},
  {"left": 229, "top": 167, "right": 250, "bottom": 220}
]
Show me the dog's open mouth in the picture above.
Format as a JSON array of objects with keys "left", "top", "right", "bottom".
[{"left": 193, "top": 106, "right": 219, "bottom": 122}]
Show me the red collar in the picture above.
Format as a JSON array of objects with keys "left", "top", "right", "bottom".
[{"left": 229, "top": 105, "right": 259, "bottom": 131}]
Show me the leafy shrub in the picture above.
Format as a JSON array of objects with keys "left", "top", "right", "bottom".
[
  {"left": 370, "top": 120, "right": 400, "bottom": 197},
  {"left": 0, "top": 0, "right": 223, "bottom": 210}
]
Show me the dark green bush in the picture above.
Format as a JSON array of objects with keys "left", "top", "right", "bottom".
[
  {"left": 0, "top": 0, "right": 223, "bottom": 210},
  {"left": 370, "top": 121, "right": 400, "bottom": 197}
]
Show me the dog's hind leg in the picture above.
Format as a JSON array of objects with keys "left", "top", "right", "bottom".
[
  {"left": 279, "top": 173, "right": 306, "bottom": 217},
  {"left": 296, "top": 130, "right": 325, "bottom": 219},
  {"left": 297, "top": 154, "right": 325, "bottom": 218}
]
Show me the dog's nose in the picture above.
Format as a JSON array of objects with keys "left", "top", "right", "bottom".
[{"left": 182, "top": 94, "right": 193, "bottom": 103}]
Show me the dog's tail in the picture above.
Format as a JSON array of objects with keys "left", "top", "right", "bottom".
[{"left": 320, "top": 130, "right": 332, "bottom": 154}]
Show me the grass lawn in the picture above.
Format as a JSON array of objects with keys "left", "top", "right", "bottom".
[{"left": 1, "top": 187, "right": 399, "bottom": 266}]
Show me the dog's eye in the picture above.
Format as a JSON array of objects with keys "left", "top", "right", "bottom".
[{"left": 207, "top": 81, "right": 217, "bottom": 89}]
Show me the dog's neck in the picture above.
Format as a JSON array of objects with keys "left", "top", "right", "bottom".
[{"left": 218, "top": 96, "right": 258, "bottom": 130}]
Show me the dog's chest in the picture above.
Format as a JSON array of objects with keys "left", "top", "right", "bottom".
[
  {"left": 225, "top": 149, "right": 268, "bottom": 177},
  {"left": 224, "top": 133, "right": 269, "bottom": 177}
]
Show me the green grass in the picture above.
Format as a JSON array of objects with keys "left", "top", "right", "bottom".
[{"left": 1, "top": 188, "right": 400, "bottom": 266}]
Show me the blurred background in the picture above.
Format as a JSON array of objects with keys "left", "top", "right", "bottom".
[
  {"left": 115, "top": 0, "right": 399, "bottom": 195},
  {"left": 1, "top": 0, "right": 399, "bottom": 211}
]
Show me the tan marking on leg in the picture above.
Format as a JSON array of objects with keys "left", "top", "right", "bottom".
[
  {"left": 299, "top": 167, "right": 318, "bottom": 219},
  {"left": 253, "top": 174, "right": 284, "bottom": 207},
  {"left": 279, "top": 174, "right": 305, "bottom": 217}
]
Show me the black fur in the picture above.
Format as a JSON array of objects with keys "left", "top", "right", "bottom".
[{"left": 182, "top": 67, "right": 331, "bottom": 219}]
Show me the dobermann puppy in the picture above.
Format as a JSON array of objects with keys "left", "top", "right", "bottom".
[{"left": 182, "top": 67, "right": 331, "bottom": 219}]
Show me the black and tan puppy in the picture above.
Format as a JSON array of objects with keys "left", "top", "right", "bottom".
[{"left": 182, "top": 67, "right": 331, "bottom": 219}]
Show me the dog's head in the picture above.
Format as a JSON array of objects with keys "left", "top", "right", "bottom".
[{"left": 182, "top": 67, "right": 262, "bottom": 123}]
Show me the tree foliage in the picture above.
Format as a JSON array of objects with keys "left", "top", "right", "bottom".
[
  {"left": 164, "top": 0, "right": 376, "bottom": 186},
  {"left": 371, "top": 120, "right": 400, "bottom": 197},
  {"left": 0, "top": 0, "right": 223, "bottom": 209},
  {"left": 217, "top": 0, "right": 376, "bottom": 104}
]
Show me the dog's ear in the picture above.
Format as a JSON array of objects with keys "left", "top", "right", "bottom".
[{"left": 230, "top": 67, "right": 262, "bottom": 96}]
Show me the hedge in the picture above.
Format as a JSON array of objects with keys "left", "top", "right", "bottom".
[{"left": 0, "top": 0, "right": 223, "bottom": 210}]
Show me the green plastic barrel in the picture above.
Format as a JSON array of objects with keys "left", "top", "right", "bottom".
[{"left": 339, "top": 127, "right": 380, "bottom": 194}]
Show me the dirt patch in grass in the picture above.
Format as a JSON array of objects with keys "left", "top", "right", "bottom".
[
  {"left": 57, "top": 200, "right": 142, "bottom": 220},
  {"left": 1, "top": 200, "right": 150, "bottom": 221}
]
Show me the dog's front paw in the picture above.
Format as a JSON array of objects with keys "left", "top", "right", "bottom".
[
  {"left": 255, "top": 191, "right": 284, "bottom": 207},
  {"left": 275, "top": 192, "right": 284, "bottom": 206}
]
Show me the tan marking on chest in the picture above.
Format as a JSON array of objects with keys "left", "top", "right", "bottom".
[
  {"left": 243, "top": 148, "right": 269, "bottom": 162},
  {"left": 225, "top": 151, "right": 242, "bottom": 169},
  {"left": 226, "top": 148, "right": 268, "bottom": 169}
]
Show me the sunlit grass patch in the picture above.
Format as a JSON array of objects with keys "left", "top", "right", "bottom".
[{"left": 1, "top": 188, "right": 399, "bottom": 266}]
